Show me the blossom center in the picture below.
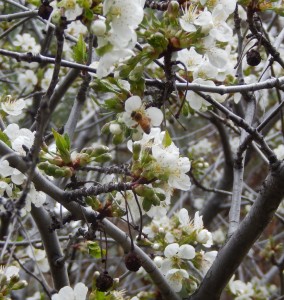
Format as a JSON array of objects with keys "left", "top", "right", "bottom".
[{"left": 181, "top": 5, "right": 198, "bottom": 23}]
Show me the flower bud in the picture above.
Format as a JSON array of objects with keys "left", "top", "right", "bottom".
[
  {"left": 133, "top": 185, "right": 154, "bottom": 197},
  {"left": 148, "top": 32, "right": 168, "bottom": 51},
  {"left": 51, "top": 156, "right": 64, "bottom": 166},
  {"left": 153, "top": 243, "right": 160, "bottom": 250},
  {"left": 94, "top": 153, "right": 112, "bottom": 163},
  {"left": 167, "top": 1, "right": 179, "bottom": 19},
  {"left": 91, "top": 19, "right": 106, "bottom": 36},
  {"left": 8, "top": 274, "right": 20, "bottom": 286},
  {"left": 109, "top": 123, "right": 122, "bottom": 135},
  {"left": 112, "top": 133, "right": 124, "bottom": 145},
  {"left": 132, "top": 142, "right": 141, "bottom": 161},
  {"left": 38, "top": 162, "right": 49, "bottom": 171},
  {"left": 11, "top": 280, "right": 28, "bottom": 290},
  {"left": 196, "top": 229, "right": 211, "bottom": 244},
  {"left": 0, "top": 274, "right": 7, "bottom": 286},
  {"left": 154, "top": 256, "right": 163, "bottom": 267},
  {"left": 73, "top": 153, "right": 90, "bottom": 167},
  {"left": 101, "top": 123, "right": 110, "bottom": 134},
  {"left": 82, "top": 145, "right": 109, "bottom": 157}
]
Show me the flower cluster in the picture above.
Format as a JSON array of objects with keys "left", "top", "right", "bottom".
[
  {"left": 0, "top": 124, "right": 45, "bottom": 213},
  {"left": 177, "top": 0, "right": 237, "bottom": 111},
  {"left": 143, "top": 208, "right": 217, "bottom": 294},
  {"left": 0, "top": 265, "right": 28, "bottom": 298},
  {"left": 228, "top": 275, "right": 277, "bottom": 300},
  {"left": 92, "top": 0, "right": 145, "bottom": 77}
]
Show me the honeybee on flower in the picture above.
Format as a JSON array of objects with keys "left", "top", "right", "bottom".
[{"left": 122, "top": 96, "right": 163, "bottom": 134}]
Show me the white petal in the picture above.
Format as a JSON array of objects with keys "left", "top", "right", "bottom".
[
  {"left": 5, "top": 266, "right": 19, "bottom": 279},
  {"left": 164, "top": 243, "right": 179, "bottom": 258},
  {"left": 146, "top": 107, "right": 163, "bottom": 126},
  {"left": 125, "top": 96, "right": 142, "bottom": 112},
  {"left": 179, "top": 19, "right": 196, "bottom": 32},
  {"left": 169, "top": 173, "right": 191, "bottom": 191},
  {"left": 207, "top": 47, "right": 228, "bottom": 68},
  {"left": 186, "top": 92, "right": 203, "bottom": 111},
  {"left": 74, "top": 282, "right": 88, "bottom": 300},
  {"left": 58, "top": 286, "right": 75, "bottom": 300},
  {"left": 178, "top": 244, "right": 196, "bottom": 259},
  {"left": 179, "top": 208, "right": 190, "bottom": 226},
  {"left": 194, "top": 211, "right": 204, "bottom": 229}
]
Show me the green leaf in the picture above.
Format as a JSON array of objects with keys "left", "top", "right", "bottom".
[
  {"left": 84, "top": 8, "right": 94, "bottom": 20},
  {"left": 89, "top": 291, "right": 108, "bottom": 300},
  {"left": 129, "top": 78, "right": 145, "bottom": 97},
  {"left": 88, "top": 241, "right": 102, "bottom": 259},
  {"left": 162, "top": 130, "right": 172, "bottom": 148},
  {"left": 72, "top": 34, "right": 87, "bottom": 64},
  {"left": 52, "top": 129, "right": 71, "bottom": 163},
  {"left": 91, "top": 78, "right": 120, "bottom": 94},
  {"left": 0, "top": 130, "right": 12, "bottom": 148},
  {"left": 103, "top": 98, "right": 124, "bottom": 112}
]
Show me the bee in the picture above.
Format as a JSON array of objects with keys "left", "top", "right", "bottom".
[{"left": 131, "top": 111, "right": 151, "bottom": 134}]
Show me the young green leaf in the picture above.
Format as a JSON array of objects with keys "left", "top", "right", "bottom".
[
  {"left": 72, "top": 34, "right": 87, "bottom": 64},
  {"left": 162, "top": 130, "right": 172, "bottom": 148},
  {"left": 52, "top": 129, "right": 71, "bottom": 164}
]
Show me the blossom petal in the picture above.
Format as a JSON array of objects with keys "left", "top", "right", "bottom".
[
  {"left": 146, "top": 107, "right": 163, "bottom": 126},
  {"left": 178, "top": 244, "right": 196, "bottom": 260},
  {"left": 125, "top": 96, "right": 142, "bottom": 112},
  {"left": 178, "top": 208, "right": 190, "bottom": 226},
  {"left": 164, "top": 243, "right": 179, "bottom": 258},
  {"left": 74, "top": 282, "right": 88, "bottom": 300}
]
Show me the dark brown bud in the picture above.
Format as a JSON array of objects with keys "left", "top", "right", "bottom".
[
  {"left": 246, "top": 49, "right": 261, "bottom": 66},
  {"left": 124, "top": 251, "right": 142, "bottom": 272},
  {"left": 96, "top": 272, "right": 113, "bottom": 292},
  {"left": 38, "top": 0, "right": 53, "bottom": 20}
]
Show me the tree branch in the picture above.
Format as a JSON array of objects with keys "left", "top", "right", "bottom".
[
  {"left": 189, "top": 161, "right": 284, "bottom": 300},
  {"left": 0, "top": 141, "right": 181, "bottom": 300}
]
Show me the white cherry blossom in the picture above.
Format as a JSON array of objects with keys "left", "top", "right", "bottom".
[
  {"left": 0, "top": 265, "right": 20, "bottom": 280},
  {"left": 24, "top": 185, "right": 46, "bottom": 212},
  {"left": 165, "top": 268, "right": 189, "bottom": 292},
  {"left": 122, "top": 96, "right": 163, "bottom": 133},
  {"left": 13, "top": 33, "right": 40, "bottom": 53},
  {"left": 177, "top": 47, "right": 204, "bottom": 72},
  {"left": 1, "top": 97, "right": 26, "bottom": 116},
  {"left": 4, "top": 123, "right": 34, "bottom": 155},
  {"left": 151, "top": 145, "right": 191, "bottom": 190},
  {"left": 18, "top": 70, "right": 38, "bottom": 93},
  {"left": 179, "top": 4, "right": 200, "bottom": 32},
  {"left": 200, "top": 250, "right": 218, "bottom": 275},
  {"left": 94, "top": 48, "right": 134, "bottom": 78},
  {"left": 186, "top": 78, "right": 216, "bottom": 111},
  {"left": 52, "top": 282, "right": 88, "bottom": 300},
  {"left": 0, "top": 181, "right": 12, "bottom": 197},
  {"left": 160, "top": 243, "right": 195, "bottom": 275},
  {"left": 0, "top": 160, "right": 14, "bottom": 177}
]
